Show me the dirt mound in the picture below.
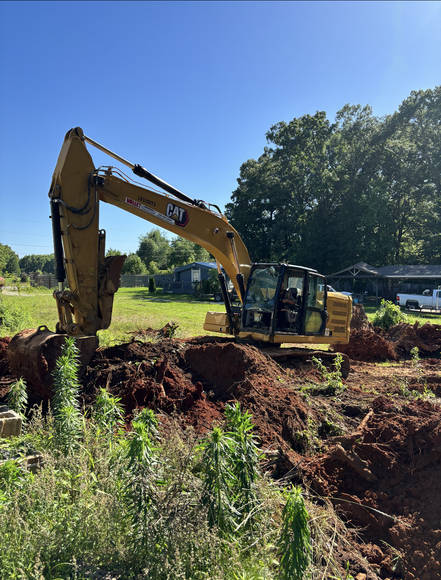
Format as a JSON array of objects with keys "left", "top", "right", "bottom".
[
  {"left": 351, "top": 303, "right": 373, "bottom": 331},
  {"left": 332, "top": 328, "right": 398, "bottom": 361},
  {"left": 333, "top": 319, "right": 441, "bottom": 362},
  {"left": 184, "top": 341, "right": 281, "bottom": 394},
  {"left": 301, "top": 397, "right": 441, "bottom": 579},
  {"left": 388, "top": 321, "right": 441, "bottom": 354},
  {"left": 2, "top": 324, "right": 441, "bottom": 579},
  {"left": 81, "top": 340, "right": 310, "bottom": 461}
]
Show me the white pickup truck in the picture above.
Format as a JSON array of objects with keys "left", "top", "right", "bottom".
[{"left": 396, "top": 289, "right": 441, "bottom": 311}]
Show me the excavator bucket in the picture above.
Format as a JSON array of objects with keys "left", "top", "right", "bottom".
[{"left": 7, "top": 326, "right": 98, "bottom": 401}]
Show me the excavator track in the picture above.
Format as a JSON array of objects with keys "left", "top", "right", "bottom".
[{"left": 259, "top": 347, "right": 350, "bottom": 378}]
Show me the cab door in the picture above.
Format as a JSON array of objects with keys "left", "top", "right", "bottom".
[{"left": 304, "top": 274, "right": 327, "bottom": 335}]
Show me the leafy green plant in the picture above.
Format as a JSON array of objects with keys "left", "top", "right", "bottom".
[
  {"left": 0, "top": 459, "right": 27, "bottom": 506},
  {"left": 371, "top": 299, "right": 408, "bottom": 330},
  {"left": 51, "top": 337, "right": 83, "bottom": 455},
  {"left": 0, "top": 301, "right": 33, "bottom": 333},
  {"left": 277, "top": 487, "right": 312, "bottom": 580},
  {"left": 197, "top": 426, "right": 240, "bottom": 537},
  {"left": 93, "top": 388, "right": 124, "bottom": 439},
  {"left": 224, "top": 402, "right": 261, "bottom": 530},
  {"left": 6, "top": 377, "right": 28, "bottom": 429},
  {"left": 311, "top": 353, "right": 345, "bottom": 394},
  {"left": 149, "top": 275, "right": 156, "bottom": 293},
  {"left": 122, "top": 416, "right": 161, "bottom": 549},
  {"left": 132, "top": 407, "right": 160, "bottom": 438}
]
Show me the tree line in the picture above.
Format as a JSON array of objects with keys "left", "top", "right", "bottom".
[
  {"left": 225, "top": 87, "right": 440, "bottom": 274},
  {"left": 0, "top": 231, "right": 213, "bottom": 277}
]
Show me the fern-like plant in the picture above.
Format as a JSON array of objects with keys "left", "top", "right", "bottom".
[
  {"left": 51, "top": 337, "right": 82, "bottom": 455},
  {"left": 224, "top": 402, "right": 261, "bottom": 530},
  {"left": 278, "top": 487, "right": 312, "bottom": 580},
  {"left": 6, "top": 377, "right": 28, "bottom": 430},
  {"left": 93, "top": 388, "right": 124, "bottom": 439}
]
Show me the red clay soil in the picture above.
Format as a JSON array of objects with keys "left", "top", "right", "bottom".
[{"left": 1, "top": 323, "right": 441, "bottom": 579}]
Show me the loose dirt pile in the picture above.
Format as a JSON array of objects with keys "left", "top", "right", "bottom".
[
  {"left": 333, "top": 309, "right": 441, "bottom": 361},
  {"left": 1, "top": 322, "right": 441, "bottom": 579}
]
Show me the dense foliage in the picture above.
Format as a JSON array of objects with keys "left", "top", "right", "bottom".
[
  {"left": 0, "top": 244, "right": 20, "bottom": 276},
  {"left": 371, "top": 299, "right": 408, "bottom": 331},
  {"left": 136, "top": 229, "right": 213, "bottom": 272},
  {"left": 18, "top": 254, "right": 55, "bottom": 275},
  {"left": 225, "top": 87, "right": 440, "bottom": 273}
]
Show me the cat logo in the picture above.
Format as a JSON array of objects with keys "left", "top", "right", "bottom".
[{"left": 166, "top": 202, "right": 189, "bottom": 227}]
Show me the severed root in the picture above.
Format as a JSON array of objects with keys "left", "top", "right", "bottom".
[{"left": 332, "top": 443, "right": 378, "bottom": 483}]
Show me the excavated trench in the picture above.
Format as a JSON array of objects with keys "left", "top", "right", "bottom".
[{"left": 1, "top": 317, "right": 441, "bottom": 579}]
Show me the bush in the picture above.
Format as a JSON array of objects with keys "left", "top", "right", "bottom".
[
  {"left": 372, "top": 299, "right": 408, "bottom": 331},
  {"left": 149, "top": 276, "right": 156, "bottom": 293}
]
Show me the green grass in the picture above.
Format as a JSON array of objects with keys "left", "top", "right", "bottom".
[{"left": 0, "top": 288, "right": 226, "bottom": 344}]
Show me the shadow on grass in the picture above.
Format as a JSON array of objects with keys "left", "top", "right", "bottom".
[{"left": 120, "top": 288, "right": 218, "bottom": 304}]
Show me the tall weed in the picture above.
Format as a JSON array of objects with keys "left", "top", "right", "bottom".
[
  {"left": 51, "top": 337, "right": 82, "bottom": 455},
  {"left": 7, "top": 377, "right": 28, "bottom": 429},
  {"left": 278, "top": 487, "right": 312, "bottom": 580}
]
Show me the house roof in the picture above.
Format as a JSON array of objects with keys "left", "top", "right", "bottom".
[
  {"left": 376, "top": 265, "right": 441, "bottom": 278},
  {"left": 330, "top": 262, "right": 383, "bottom": 277},
  {"left": 173, "top": 262, "right": 216, "bottom": 273},
  {"left": 330, "top": 262, "right": 441, "bottom": 279}
]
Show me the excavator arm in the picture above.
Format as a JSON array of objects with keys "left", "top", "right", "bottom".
[{"left": 49, "top": 127, "right": 251, "bottom": 337}]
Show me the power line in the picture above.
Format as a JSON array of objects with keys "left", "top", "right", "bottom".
[{"left": 2, "top": 231, "right": 51, "bottom": 237}]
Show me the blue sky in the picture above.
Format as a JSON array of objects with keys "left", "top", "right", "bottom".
[{"left": 1, "top": 1, "right": 440, "bottom": 258}]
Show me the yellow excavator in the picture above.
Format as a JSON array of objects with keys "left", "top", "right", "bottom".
[{"left": 8, "top": 128, "right": 352, "bottom": 397}]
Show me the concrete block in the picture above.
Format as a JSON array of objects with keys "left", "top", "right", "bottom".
[
  {"left": 0, "top": 405, "right": 22, "bottom": 438},
  {"left": 0, "top": 452, "right": 44, "bottom": 474},
  {"left": 25, "top": 453, "right": 44, "bottom": 473}
]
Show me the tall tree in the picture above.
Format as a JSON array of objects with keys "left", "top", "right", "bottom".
[
  {"left": 0, "top": 244, "right": 20, "bottom": 275},
  {"left": 226, "top": 86, "right": 440, "bottom": 273},
  {"left": 168, "top": 237, "right": 211, "bottom": 268},
  {"left": 136, "top": 229, "right": 170, "bottom": 270},
  {"left": 121, "top": 253, "right": 147, "bottom": 275}
]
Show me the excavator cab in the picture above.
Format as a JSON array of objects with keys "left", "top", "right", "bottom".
[{"left": 240, "top": 263, "right": 328, "bottom": 341}]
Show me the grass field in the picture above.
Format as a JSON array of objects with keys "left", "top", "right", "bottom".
[{"left": 0, "top": 287, "right": 225, "bottom": 344}]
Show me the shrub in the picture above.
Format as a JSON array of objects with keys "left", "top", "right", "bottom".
[
  {"left": 278, "top": 487, "right": 312, "bottom": 580},
  {"left": 372, "top": 299, "right": 408, "bottom": 331},
  {"left": 149, "top": 275, "right": 156, "bottom": 293}
]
